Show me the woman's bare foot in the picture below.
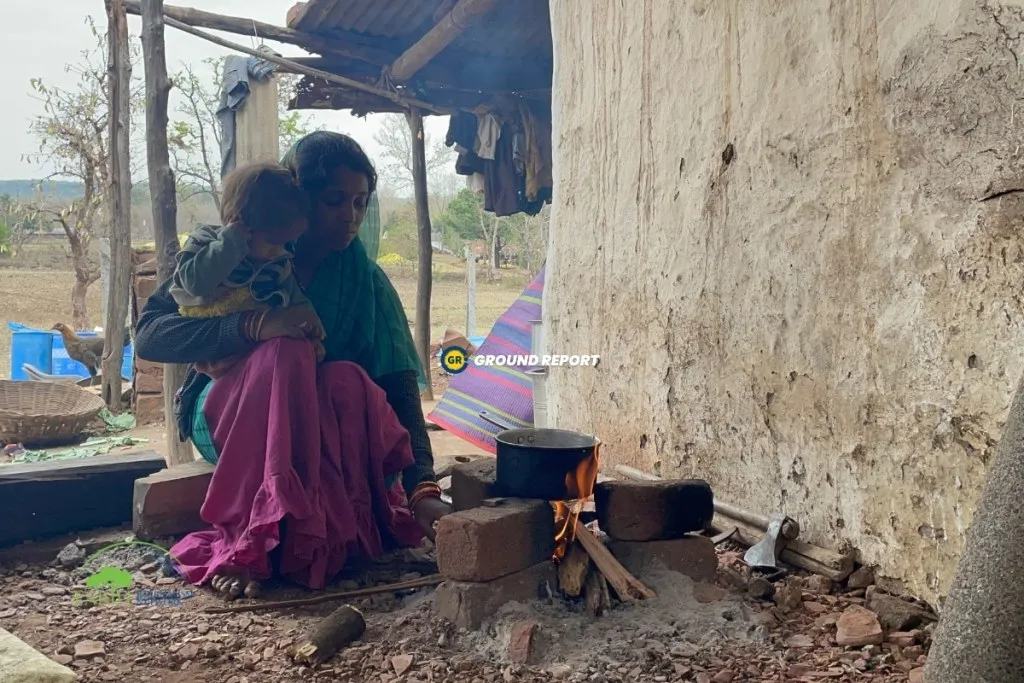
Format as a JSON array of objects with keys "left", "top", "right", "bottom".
[{"left": 209, "top": 574, "right": 262, "bottom": 600}]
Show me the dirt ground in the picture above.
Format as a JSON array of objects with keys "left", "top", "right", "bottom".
[
  {"left": 0, "top": 253, "right": 525, "bottom": 381},
  {"left": 0, "top": 537, "right": 930, "bottom": 683}
]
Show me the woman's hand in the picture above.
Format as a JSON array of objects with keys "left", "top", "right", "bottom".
[
  {"left": 257, "top": 307, "right": 325, "bottom": 342},
  {"left": 412, "top": 496, "right": 453, "bottom": 541}
]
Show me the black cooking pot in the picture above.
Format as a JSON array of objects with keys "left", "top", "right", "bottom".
[{"left": 480, "top": 411, "right": 600, "bottom": 500}]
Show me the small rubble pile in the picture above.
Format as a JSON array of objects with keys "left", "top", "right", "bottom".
[{"left": 433, "top": 460, "right": 719, "bottom": 630}]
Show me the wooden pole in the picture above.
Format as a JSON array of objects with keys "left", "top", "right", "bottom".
[
  {"left": 464, "top": 246, "right": 477, "bottom": 337},
  {"left": 102, "top": 0, "right": 132, "bottom": 411},
  {"left": 388, "top": 0, "right": 502, "bottom": 83},
  {"left": 407, "top": 108, "right": 434, "bottom": 401},
  {"left": 156, "top": 15, "right": 447, "bottom": 115},
  {"left": 141, "top": 0, "right": 192, "bottom": 466},
  {"left": 122, "top": 0, "right": 397, "bottom": 67}
]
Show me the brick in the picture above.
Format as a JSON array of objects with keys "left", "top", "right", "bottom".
[
  {"left": 594, "top": 479, "right": 714, "bottom": 541},
  {"left": 133, "top": 393, "right": 165, "bottom": 425},
  {"left": 433, "top": 560, "right": 557, "bottom": 630},
  {"left": 134, "top": 359, "right": 165, "bottom": 394},
  {"left": 133, "top": 461, "right": 214, "bottom": 540},
  {"left": 436, "top": 498, "right": 555, "bottom": 582},
  {"left": 607, "top": 535, "right": 718, "bottom": 583},
  {"left": 449, "top": 458, "right": 497, "bottom": 511}
]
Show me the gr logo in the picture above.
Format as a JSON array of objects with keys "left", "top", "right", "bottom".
[{"left": 440, "top": 346, "right": 469, "bottom": 374}]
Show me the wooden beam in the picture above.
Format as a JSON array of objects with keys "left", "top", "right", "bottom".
[
  {"left": 102, "top": 0, "right": 132, "bottom": 411},
  {"left": 122, "top": 0, "right": 396, "bottom": 67},
  {"left": 407, "top": 109, "right": 434, "bottom": 401},
  {"left": 159, "top": 16, "right": 447, "bottom": 115},
  {"left": 389, "top": 0, "right": 502, "bottom": 84},
  {"left": 0, "top": 451, "right": 166, "bottom": 547},
  {"left": 141, "top": 0, "right": 193, "bottom": 466}
]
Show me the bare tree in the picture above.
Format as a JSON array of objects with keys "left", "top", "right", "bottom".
[
  {"left": 170, "top": 58, "right": 312, "bottom": 211},
  {"left": 25, "top": 18, "right": 143, "bottom": 329},
  {"left": 373, "top": 114, "right": 456, "bottom": 198}
]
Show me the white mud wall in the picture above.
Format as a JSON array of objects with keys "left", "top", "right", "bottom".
[{"left": 545, "top": 0, "right": 1024, "bottom": 607}]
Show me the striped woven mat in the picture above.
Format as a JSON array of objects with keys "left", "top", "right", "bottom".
[{"left": 427, "top": 266, "right": 545, "bottom": 454}]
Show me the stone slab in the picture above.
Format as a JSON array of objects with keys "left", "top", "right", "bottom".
[
  {"left": 133, "top": 460, "right": 214, "bottom": 541},
  {"left": 0, "top": 627, "right": 77, "bottom": 682}
]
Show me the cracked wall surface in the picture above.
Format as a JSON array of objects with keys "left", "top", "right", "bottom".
[{"left": 544, "top": 0, "right": 1024, "bottom": 607}]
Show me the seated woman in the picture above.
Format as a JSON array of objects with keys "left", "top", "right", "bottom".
[{"left": 134, "top": 132, "right": 453, "bottom": 597}]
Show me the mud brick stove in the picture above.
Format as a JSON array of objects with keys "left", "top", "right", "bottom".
[{"left": 433, "top": 456, "right": 718, "bottom": 630}]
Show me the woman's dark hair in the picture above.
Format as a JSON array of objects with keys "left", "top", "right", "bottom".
[
  {"left": 220, "top": 161, "right": 308, "bottom": 239},
  {"left": 284, "top": 131, "right": 377, "bottom": 196}
]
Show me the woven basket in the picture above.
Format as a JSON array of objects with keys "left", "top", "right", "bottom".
[{"left": 0, "top": 380, "right": 106, "bottom": 445}]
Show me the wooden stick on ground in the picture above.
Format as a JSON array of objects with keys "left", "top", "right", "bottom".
[
  {"left": 202, "top": 574, "right": 443, "bottom": 614},
  {"left": 574, "top": 524, "right": 655, "bottom": 602},
  {"left": 291, "top": 605, "right": 366, "bottom": 666}
]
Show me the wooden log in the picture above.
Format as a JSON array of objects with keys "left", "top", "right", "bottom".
[
  {"left": 291, "top": 605, "right": 366, "bottom": 666},
  {"left": 388, "top": 0, "right": 502, "bottom": 83},
  {"left": 0, "top": 451, "right": 166, "bottom": 547},
  {"left": 407, "top": 108, "right": 434, "bottom": 400},
  {"left": 574, "top": 524, "right": 655, "bottom": 602},
  {"left": 557, "top": 541, "right": 590, "bottom": 598},
  {"left": 102, "top": 0, "right": 132, "bottom": 411},
  {"left": 584, "top": 567, "right": 611, "bottom": 618},
  {"left": 710, "top": 516, "right": 852, "bottom": 581},
  {"left": 141, "top": 0, "right": 193, "bottom": 466}
]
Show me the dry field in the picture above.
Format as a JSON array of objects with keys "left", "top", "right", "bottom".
[{"left": 0, "top": 248, "right": 526, "bottom": 380}]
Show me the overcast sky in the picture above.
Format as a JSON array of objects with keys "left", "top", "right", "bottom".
[{"left": 0, "top": 0, "right": 449, "bottom": 180}]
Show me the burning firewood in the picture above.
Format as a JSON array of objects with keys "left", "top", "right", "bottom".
[
  {"left": 584, "top": 567, "right": 612, "bottom": 617},
  {"left": 290, "top": 605, "right": 366, "bottom": 666},
  {"left": 575, "top": 524, "right": 656, "bottom": 602},
  {"left": 557, "top": 542, "right": 591, "bottom": 598}
]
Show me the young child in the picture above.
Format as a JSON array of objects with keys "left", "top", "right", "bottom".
[{"left": 169, "top": 161, "right": 325, "bottom": 377}]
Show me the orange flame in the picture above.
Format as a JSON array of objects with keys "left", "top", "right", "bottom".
[{"left": 553, "top": 443, "right": 601, "bottom": 561}]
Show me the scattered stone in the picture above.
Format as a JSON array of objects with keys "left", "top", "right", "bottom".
[
  {"left": 803, "top": 601, "right": 827, "bottom": 614},
  {"left": 607, "top": 535, "right": 718, "bottom": 583},
  {"left": 804, "top": 575, "right": 833, "bottom": 594},
  {"left": 0, "top": 609, "right": 15, "bottom": 619},
  {"left": 74, "top": 640, "right": 106, "bottom": 659},
  {"left": 846, "top": 566, "right": 875, "bottom": 589},
  {"left": 887, "top": 631, "right": 917, "bottom": 647},
  {"left": 508, "top": 621, "right": 539, "bottom": 665},
  {"left": 748, "top": 577, "right": 774, "bottom": 600},
  {"left": 56, "top": 544, "right": 86, "bottom": 569},
  {"left": 22, "top": 592, "right": 45, "bottom": 601},
  {"left": 711, "top": 671, "right": 736, "bottom": 683},
  {"left": 785, "top": 634, "right": 814, "bottom": 649},
  {"left": 773, "top": 582, "right": 803, "bottom": 612},
  {"left": 547, "top": 664, "right": 572, "bottom": 679},
  {"left": 835, "top": 606, "right": 883, "bottom": 647},
  {"left": 909, "top": 667, "right": 925, "bottom": 683},
  {"left": 391, "top": 654, "right": 414, "bottom": 676},
  {"left": 52, "top": 654, "right": 74, "bottom": 666},
  {"left": 593, "top": 479, "right": 714, "bottom": 541},
  {"left": 40, "top": 586, "right": 68, "bottom": 596},
  {"left": 435, "top": 499, "right": 555, "bottom": 582},
  {"left": 867, "top": 591, "right": 933, "bottom": 631}
]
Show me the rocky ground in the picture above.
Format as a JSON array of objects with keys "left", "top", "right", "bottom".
[{"left": 0, "top": 539, "right": 931, "bottom": 683}]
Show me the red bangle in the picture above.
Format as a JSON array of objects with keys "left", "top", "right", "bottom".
[{"left": 409, "top": 482, "right": 442, "bottom": 508}]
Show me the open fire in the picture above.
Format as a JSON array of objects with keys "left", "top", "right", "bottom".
[{"left": 553, "top": 444, "right": 601, "bottom": 561}]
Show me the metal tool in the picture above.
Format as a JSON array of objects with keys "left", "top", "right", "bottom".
[{"left": 743, "top": 513, "right": 791, "bottom": 569}]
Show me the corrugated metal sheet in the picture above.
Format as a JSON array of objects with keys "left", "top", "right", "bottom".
[{"left": 290, "top": 0, "right": 552, "bottom": 62}]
